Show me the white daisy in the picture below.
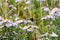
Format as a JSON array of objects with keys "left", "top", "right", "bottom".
[
  {"left": 27, "top": 25, "right": 34, "bottom": 32},
  {"left": 22, "top": 26, "right": 30, "bottom": 30},
  {"left": 50, "top": 32, "right": 58, "bottom": 37},
  {"left": 42, "top": 7, "right": 50, "bottom": 12},
  {"left": 26, "top": 0, "right": 31, "bottom": 4},
  {"left": 15, "top": 17, "right": 19, "bottom": 21}
]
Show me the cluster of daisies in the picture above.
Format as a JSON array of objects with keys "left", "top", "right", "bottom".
[
  {"left": 41, "top": 7, "right": 60, "bottom": 20},
  {"left": 0, "top": 16, "right": 39, "bottom": 32},
  {"left": 40, "top": 32, "right": 58, "bottom": 40},
  {"left": 40, "top": 7, "right": 60, "bottom": 38}
]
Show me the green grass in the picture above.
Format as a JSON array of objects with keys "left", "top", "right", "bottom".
[{"left": 0, "top": 0, "right": 60, "bottom": 40}]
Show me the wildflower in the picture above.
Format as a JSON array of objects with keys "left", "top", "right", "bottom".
[
  {"left": 42, "top": 7, "right": 50, "bottom": 12},
  {"left": 22, "top": 25, "right": 39, "bottom": 32},
  {"left": 23, "top": 20, "right": 27, "bottom": 24},
  {"left": 41, "top": 14, "right": 56, "bottom": 20},
  {"left": 3, "top": 20, "right": 12, "bottom": 23},
  {"left": 41, "top": 15, "right": 53, "bottom": 20},
  {"left": 27, "top": 27, "right": 34, "bottom": 32},
  {"left": 45, "top": 15, "right": 52, "bottom": 19},
  {"left": 49, "top": 7, "right": 60, "bottom": 15},
  {"left": 41, "top": 8, "right": 60, "bottom": 20},
  {"left": 41, "top": 32, "right": 49, "bottom": 37},
  {"left": 5, "top": 23, "right": 13, "bottom": 27},
  {"left": 27, "top": 20, "right": 34, "bottom": 24},
  {"left": 50, "top": 21, "right": 53, "bottom": 24},
  {"left": 27, "top": 25, "right": 34, "bottom": 32},
  {"left": 3, "top": 20, "right": 13, "bottom": 27},
  {"left": 22, "top": 26, "right": 29, "bottom": 30},
  {"left": 17, "top": 20, "right": 32, "bottom": 24},
  {"left": 26, "top": 0, "right": 31, "bottom": 4},
  {"left": 16, "top": 20, "right": 23, "bottom": 24},
  {"left": 56, "top": 12, "right": 60, "bottom": 17},
  {"left": 10, "top": 16, "right": 13, "bottom": 18},
  {"left": 50, "top": 32, "right": 58, "bottom": 37},
  {"left": 27, "top": 25, "right": 39, "bottom": 32},
  {"left": 15, "top": 17, "right": 19, "bottom": 21},
  {"left": 27, "top": 20, "right": 32, "bottom": 23},
  {"left": 0, "top": 21, "right": 3, "bottom": 25},
  {"left": 50, "top": 15, "right": 56, "bottom": 20},
  {"left": 49, "top": 8, "right": 60, "bottom": 19},
  {"left": 44, "top": 32, "right": 49, "bottom": 36},
  {"left": 12, "top": 22, "right": 19, "bottom": 26},
  {"left": 41, "top": 17, "right": 47, "bottom": 20}
]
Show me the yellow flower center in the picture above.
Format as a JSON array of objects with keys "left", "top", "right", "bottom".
[{"left": 28, "top": 27, "right": 32, "bottom": 30}]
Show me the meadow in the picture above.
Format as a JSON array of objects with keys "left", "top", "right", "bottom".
[{"left": 0, "top": 0, "right": 60, "bottom": 40}]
